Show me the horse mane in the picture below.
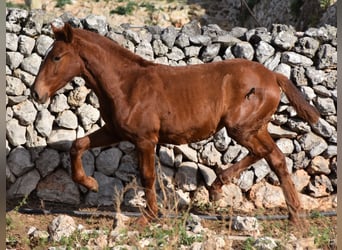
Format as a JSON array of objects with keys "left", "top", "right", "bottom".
[{"left": 72, "top": 27, "right": 155, "bottom": 67}]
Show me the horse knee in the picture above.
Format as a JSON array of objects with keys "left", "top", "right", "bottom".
[{"left": 70, "top": 137, "right": 89, "bottom": 157}]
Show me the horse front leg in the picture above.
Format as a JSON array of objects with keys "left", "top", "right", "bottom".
[
  {"left": 136, "top": 140, "right": 158, "bottom": 225},
  {"left": 70, "top": 125, "right": 118, "bottom": 192}
]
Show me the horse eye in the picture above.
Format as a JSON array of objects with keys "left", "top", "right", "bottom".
[{"left": 52, "top": 56, "right": 61, "bottom": 62}]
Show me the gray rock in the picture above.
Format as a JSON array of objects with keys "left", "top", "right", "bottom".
[
  {"left": 219, "top": 183, "right": 243, "bottom": 208},
  {"left": 198, "top": 163, "right": 216, "bottom": 186},
  {"left": 187, "top": 57, "right": 204, "bottom": 65},
  {"left": 96, "top": 148, "right": 122, "bottom": 176},
  {"left": 161, "top": 26, "right": 178, "bottom": 48},
  {"left": 314, "top": 96, "right": 336, "bottom": 115},
  {"left": 47, "top": 129, "right": 76, "bottom": 151},
  {"left": 6, "top": 33, "right": 19, "bottom": 51},
  {"left": 180, "top": 21, "right": 201, "bottom": 37},
  {"left": 175, "top": 162, "right": 198, "bottom": 191},
  {"left": 294, "top": 37, "right": 320, "bottom": 58},
  {"left": 223, "top": 144, "right": 242, "bottom": 164},
  {"left": 201, "top": 43, "right": 220, "bottom": 62},
  {"left": 212, "top": 33, "right": 241, "bottom": 47},
  {"left": 6, "top": 52, "right": 24, "bottom": 70},
  {"left": 35, "top": 148, "right": 61, "bottom": 178},
  {"left": 6, "top": 164, "right": 16, "bottom": 185},
  {"left": 174, "top": 33, "right": 190, "bottom": 48},
  {"left": 189, "top": 35, "right": 211, "bottom": 46},
  {"left": 174, "top": 144, "right": 198, "bottom": 162},
  {"left": 308, "top": 175, "right": 333, "bottom": 198},
  {"left": 199, "top": 142, "right": 221, "bottom": 166},
  {"left": 264, "top": 52, "right": 281, "bottom": 71},
  {"left": 37, "top": 169, "right": 80, "bottom": 204},
  {"left": 85, "top": 171, "right": 124, "bottom": 206},
  {"left": 35, "top": 34, "right": 54, "bottom": 57},
  {"left": 305, "top": 67, "right": 326, "bottom": 85},
  {"left": 83, "top": 14, "right": 108, "bottom": 36},
  {"left": 232, "top": 42, "right": 254, "bottom": 60},
  {"left": 237, "top": 170, "right": 254, "bottom": 192},
  {"left": 13, "top": 69, "right": 35, "bottom": 87},
  {"left": 56, "top": 110, "right": 78, "bottom": 129},
  {"left": 7, "top": 146, "right": 34, "bottom": 177},
  {"left": 276, "top": 138, "right": 294, "bottom": 155},
  {"left": 158, "top": 146, "right": 174, "bottom": 167},
  {"left": 254, "top": 237, "right": 278, "bottom": 250},
  {"left": 274, "top": 63, "right": 291, "bottom": 79},
  {"left": 184, "top": 46, "right": 201, "bottom": 58},
  {"left": 273, "top": 30, "right": 297, "bottom": 50},
  {"left": 135, "top": 40, "right": 154, "bottom": 61},
  {"left": 298, "top": 132, "right": 328, "bottom": 157},
  {"left": 67, "top": 85, "right": 90, "bottom": 107},
  {"left": 18, "top": 35, "right": 36, "bottom": 55},
  {"left": 118, "top": 141, "right": 135, "bottom": 154},
  {"left": 166, "top": 47, "right": 185, "bottom": 61},
  {"left": 35, "top": 109, "right": 54, "bottom": 137},
  {"left": 316, "top": 43, "right": 337, "bottom": 69},
  {"left": 292, "top": 169, "right": 310, "bottom": 192},
  {"left": 300, "top": 86, "right": 316, "bottom": 101},
  {"left": 6, "top": 76, "right": 26, "bottom": 96},
  {"left": 291, "top": 66, "right": 307, "bottom": 86},
  {"left": 152, "top": 39, "right": 168, "bottom": 56},
  {"left": 267, "top": 123, "right": 297, "bottom": 139},
  {"left": 77, "top": 103, "right": 100, "bottom": 130},
  {"left": 250, "top": 182, "right": 286, "bottom": 209},
  {"left": 307, "top": 156, "right": 330, "bottom": 175},
  {"left": 48, "top": 215, "right": 77, "bottom": 242},
  {"left": 12, "top": 100, "right": 37, "bottom": 125},
  {"left": 213, "top": 128, "right": 231, "bottom": 152},
  {"left": 123, "top": 29, "right": 140, "bottom": 45},
  {"left": 25, "top": 124, "right": 47, "bottom": 148},
  {"left": 6, "top": 118, "right": 27, "bottom": 146},
  {"left": 115, "top": 153, "right": 139, "bottom": 182},
  {"left": 281, "top": 52, "right": 313, "bottom": 67},
  {"left": 286, "top": 118, "right": 311, "bottom": 133},
  {"left": 311, "top": 117, "right": 335, "bottom": 138},
  {"left": 232, "top": 216, "right": 259, "bottom": 232},
  {"left": 255, "top": 41, "right": 275, "bottom": 64},
  {"left": 20, "top": 53, "right": 42, "bottom": 75},
  {"left": 7, "top": 169, "right": 40, "bottom": 199},
  {"left": 22, "top": 10, "right": 44, "bottom": 37},
  {"left": 252, "top": 159, "right": 271, "bottom": 183}
]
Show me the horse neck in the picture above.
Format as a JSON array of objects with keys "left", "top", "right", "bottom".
[{"left": 74, "top": 29, "right": 152, "bottom": 94}]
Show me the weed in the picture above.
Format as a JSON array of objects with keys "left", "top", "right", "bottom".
[
  {"left": 55, "top": 0, "right": 72, "bottom": 8},
  {"left": 110, "top": 1, "right": 138, "bottom": 15},
  {"left": 243, "top": 237, "right": 256, "bottom": 250}
]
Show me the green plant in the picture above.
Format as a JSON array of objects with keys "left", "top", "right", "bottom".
[
  {"left": 243, "top": 237, "right": 256, "bottom": 250},
  {"left": 320, "top": 0, "right": 333, "bottom": 10},
  {"left": 309, "top": 225, "right": 331, "bottom": 248},
  {"left": 56, "top": 0, "right": 72, "bottom": 8},
  {"left": 110, "top": 1, "right": 138, "bottom": 15}
]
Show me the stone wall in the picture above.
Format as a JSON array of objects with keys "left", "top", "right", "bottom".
[{"left": 6, "top": 9, "right": 337, "bottom": 213}]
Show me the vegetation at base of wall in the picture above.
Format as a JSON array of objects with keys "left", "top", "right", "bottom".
[{"left": 56, "top": 0, "right": 72, "bottom": 8}]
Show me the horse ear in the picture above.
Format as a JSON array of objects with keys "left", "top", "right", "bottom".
[{"left": 51, "top": 22, "right": 73, "bottom": 43}]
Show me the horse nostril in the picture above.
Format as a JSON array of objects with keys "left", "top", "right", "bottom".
[{"left": 31, "top": 89, "right": 39, "bottom": 102}]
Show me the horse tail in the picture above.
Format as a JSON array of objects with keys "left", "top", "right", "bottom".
[{"left": 276, "top": 73, "right": 320, "bottom": 124}]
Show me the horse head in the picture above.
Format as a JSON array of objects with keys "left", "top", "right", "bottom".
[{"left": 32, "top": 23, "right": 83, "bottom": 104}]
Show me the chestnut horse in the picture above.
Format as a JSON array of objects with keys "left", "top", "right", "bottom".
[{"left": 32, "top": 23, "right": 319, "bottom": 225}]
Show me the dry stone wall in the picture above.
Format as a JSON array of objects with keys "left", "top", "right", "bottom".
[{"left": 6, "top": 9, "right": 337, "bottom": 212}]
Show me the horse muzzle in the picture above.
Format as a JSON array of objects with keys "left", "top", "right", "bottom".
[{"left": 31, "top": 87, "right": 49, "bottom": 104}]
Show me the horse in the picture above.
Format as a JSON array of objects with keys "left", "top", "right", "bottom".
[{"left": 32, "top": 22, "right": 320, "bottom": 226}]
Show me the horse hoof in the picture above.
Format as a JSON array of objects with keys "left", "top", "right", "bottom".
[
  {"left": 86, "top": 176, "right": 99, "bottom": 192},
  {"left": 136, "top": 216, "right": 149, "bottom": 226}
]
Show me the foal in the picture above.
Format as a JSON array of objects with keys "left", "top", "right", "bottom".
[{"left": 32, "top": 23, "right": 320, "bottom": 225}]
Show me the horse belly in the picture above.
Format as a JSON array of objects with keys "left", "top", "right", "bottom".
[{"left": 158, "top": 109, "right": 222, "bottom": 144}]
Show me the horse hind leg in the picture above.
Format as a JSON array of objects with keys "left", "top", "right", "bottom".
[
  {"left": 70, "top": 125, "right": 118, "bottom": 191},
  {"left": 209, "top": 128, "right": 271, "bottom": 200},
  {"left": 262, "top": 135, "right": 302, "bottom": 225}
]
